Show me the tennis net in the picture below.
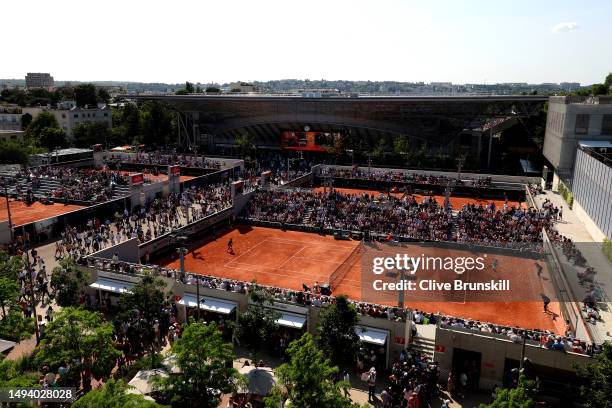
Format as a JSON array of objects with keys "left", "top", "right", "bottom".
[{"left": 329, "top": 241, "right": 363, "bottom": 290}]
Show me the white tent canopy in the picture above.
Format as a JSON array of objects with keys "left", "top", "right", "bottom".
[
  {"left": 90, "top": 278, "right": 134, "bottom": 294},
  {"left": 355, "top": 326, "right": 388, "bottom": 346},
  {"left": 128, "top": 369, "right": 167, "bottom": 395},
  {"left": 178, "top": 294, "right": 237, "bottom": 315},
  {"left": 276, "top": 312, "right": 306, "bottom": 329}
]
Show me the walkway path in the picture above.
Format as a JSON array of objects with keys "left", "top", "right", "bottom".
[{"left": 533, "top": 190, "right": 612, "bottom": 343}]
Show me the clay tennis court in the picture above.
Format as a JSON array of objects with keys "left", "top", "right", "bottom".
[
  {"left": 160, "top": 225, "right": 564, "bottom": 334},
  {"left": 0, "top": 199, "right": 84, "bottom": 226},
  {"left": 116, "top": 170, "right": 194, "bottom": 183},
  {"left": 313, "top": 187, "right": 525, "bottom": 209}
]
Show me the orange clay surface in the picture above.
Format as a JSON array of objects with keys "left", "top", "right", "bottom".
[
  {"left": 161, "top": 225, "right": 564, "bottom": 333},
  {"left": 117, "top": 171, "right": 193, "bottom": 183},
  {"left": 313, "top": 187, "right": 524, "bottom": 209},
  {"left": 0, "top": 199, "right": 84, "bottom": 226}
]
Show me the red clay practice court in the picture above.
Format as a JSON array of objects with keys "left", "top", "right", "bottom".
[
  {"left": 1, "top": 199, "right": 85, "bottom": 227},
  {"left": 160, "top": 225, "right": 565, "bottom": 334}
]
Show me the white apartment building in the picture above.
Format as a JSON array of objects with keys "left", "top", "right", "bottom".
[
  {"left": 22, "top": 105, "right": 112, "bottom": 138},
  {"left": 0, "top": 110, "right": 22, "bottom": 131}
]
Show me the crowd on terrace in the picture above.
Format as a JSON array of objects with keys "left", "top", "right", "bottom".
[
  {"left": 55, "top": 184, "right": 231, "bottom": 258},
  {"left": 87, "top": 256, "right": 598, "bottom": 356},
  {"left": 114, "top": 152, "right": 223, "bottom": 169},
  {"left": 16, "top": 166, "right": 131, "bottom": 203},
  {"left": 244, "top": 188, "right": 554, "bottom": 246},
  {"left": 322, "top": 167, "right": 493, "bottom": 188}
]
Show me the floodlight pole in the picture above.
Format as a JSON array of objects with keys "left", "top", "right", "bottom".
[{"left": 1, "top": 180, "right": 14, "bottom": 245}]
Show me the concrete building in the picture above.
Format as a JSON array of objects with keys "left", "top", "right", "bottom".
[
  {"left": 0, "top": 108, "right": 22, "bottom": 131},
  {"left": 542, "top": 95, "right": 612, "bottom": 189},
  {"left": 0, "top": 130, "right": 24, "bottom": 143},
  {"left": 22, "top": 105, "right": 112, "bottom": 139},
  {"left": 571, "top": 141, "right": 612, "bottom": 241},
  {"left": 25, "top": 72, "right": 54, "bottom": 90}
]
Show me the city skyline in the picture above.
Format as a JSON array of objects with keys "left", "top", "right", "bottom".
[{"left": 3, "top": 0, "right": 611, "bottom": 85}]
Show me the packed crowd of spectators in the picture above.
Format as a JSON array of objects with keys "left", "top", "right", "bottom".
[
  {"left": 87, "top": 257, "right": 598, "bottom": 356},
  {"left": 322, "top": 167, "right": 492, "bottom": 188},
  {"left": 115, "top": 152, "right": 223, "bottom": 169},
  {"left": 17, "top": 166, "right": 130, "bottom": 203},
  {"left": 244, "top": 188, "right": 556, "bottom": 246},
  {"left": 56, "top": 184, "right": 231, "bottom": 259}
]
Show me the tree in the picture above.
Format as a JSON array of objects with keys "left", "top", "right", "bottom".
[
  {"left": 317, "top": 295, "right": 360, "bottom": 366},
  {"left": 576, "top": 342, "right": 612, "bottom": 408},
  {"left": 119, "top": 274, "right": 167, "bottom": 351},
  {"left": 205, "top": 87, "right": 220, "bottom": 93},
  {"left": 155, "top": 322, "right": 243, "bottom": 408},
  {"left": 0, "top": 356, "right": 38, "bottom": 402},
  {"left": 140, "top": 102, "right": 174, "bottom": 146},
  {"left": 74, "top": 83, "right": 98, "bottom": 107},
  {"left": 72, "top": 122, "right": 111, "bottom": 148},
  {"left": 479, "top": 376, "right": 536, "bottom": 408},
  {"left": 34, "top": 307, "right": 120, "bottom": 384},
  {"left": 0, "top": 272, "right": 35, "bottom": 341},
  {"left": 50, "top": 258, "right": 88, "bottom": 307},
  {"left": 235, "top": 284, "right": 279, "bottom": 361},
  {"left": 235, "top": 133, "right": 256, "bottom": 158},
  {"left": 604, "top": 73, "right": 612, "bottom": 90},
  {"left": 185, "top": 82, "right": 195, "bottom": 93},
  {"left": 0, "top": 251, "right": 24, "bottom": 280},
  {"left": 73, "top": 379, "right": 162, "bottom": 408},
  {"left": 25, "top": 111, "right": 59, "bottom": 142},
  {"left": 39, "top": 127, "right": 67, "bottom": 151},
  {"left": 372, "top": 137, "right": 388, "bottom": 160},
  {"left": 591, "top": 83, "right": 609, "bottom": 96},
  {"left": 0, "top": 142, "right": 30, "bottom": 165},
  {"left": 118, "top": 103, "right": 141, "bottom": 142},
  {"left": 98, "top": 88, "right": 111, "bottom": 104},
  {"left": 265, "top": 333, "right": 362, "bottom": 408},
  {"left": 20, "top": 113, "right": 32, "bottom": 130}
]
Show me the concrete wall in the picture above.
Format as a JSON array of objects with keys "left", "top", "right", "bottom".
[
  {"left": 572, "top": 148, "right": 612, "bottom": 240},
  {"left": 232, "top": 190, "right": 256, "bottom": 215},
  {"left": 434, "top": 326, "right": 592, "bottom": 390},
  {"left": 90, "top": 238, "right": 140, "bottom": 263},
  {"left": 0, "top": 220, "right": 11, "bottom": 246}
]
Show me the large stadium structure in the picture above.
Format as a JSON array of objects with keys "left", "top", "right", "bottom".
[{"left": 129, "top": 94, "right": 547, "bottom": 163}]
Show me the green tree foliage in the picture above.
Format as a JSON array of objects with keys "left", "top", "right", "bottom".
[
  {"left": 0, "top": 142, "right": 30, "bottom": 165},
  {"left": 604, "top": 73, "right": 612, "bottom": 90},
  {"left": 235, "top": 284, "right": 279, "bottom": 360},
  {"left": 72, "top": 122, "right": 111, "bottom": 148},
  {"left": 155, "top": 322, "right": 242, "bottom": 408},
  {"left": 592, "top": 83, "right": 609, "bottom": 96},
  {"left": 317, "top": 295, "right": 360, "bottom": 366},
  {"left": 20, "top": 113, "right": 32, "bottom": 130},
  {"left": 479, "top": 376, "right": 536, "bottom": 408},
  {"left": 235, "top": 133, "right": 256, "bottom": 158},
  {"left": 265, "top": 333, "right": 361, "bottom": 408},
  {"left": 0, "top": 357, "right": 39, "bottom": 408},
  {"left": 205, "top": 87, "right": 220, "bottom": 93},
  {"left": 0, "top": 252, "right": 36, "bottom": 341},
  {"left": 576, "top": 342, "right": 612, "bottom": 408},
  {"left": 185, "top": 82, "right": 195, "bottom": 93},
  {"left": 372, "top": 137, "right": 388, "bottom": 160},
  {"left": 119, "top": 274, "right": 167, "bottom": 351},
  {"left": 117, "top": 104, "right": 141, "bottom": 142},
  {"left": 73, "top": 379, "right": 162, "bottom": 408},
  {"left": 25, "top": 111, "right": 59, "bottom": 142},
  {"left": 98, "top": 88, "right": 111, "bottom": 104},
  {"left": 140, "top": 102, "right": 174, "bottom": 146},
  {"left": 74, "top": 83, "right": 98, "bottom": 107},
  {"left": 34, "top": 307, "right": 120, "bottom": 383},
  {"left": 50, "top": 258, "right": 88, "bottom": 307},
  {"left": 38, "top": 127, "right": 67, "bottom": 151}
]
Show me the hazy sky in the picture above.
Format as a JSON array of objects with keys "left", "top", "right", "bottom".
[{"left": 4, "top": 0, "right": 611, "bottom": 84}]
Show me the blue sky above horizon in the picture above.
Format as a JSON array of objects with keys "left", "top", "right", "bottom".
[{"left": 4, "top": 0, "right": 611, "bottom": 85}]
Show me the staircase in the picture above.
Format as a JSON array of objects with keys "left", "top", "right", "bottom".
[{"left": 410, "top": 331, "right": 436, "bottom": 361}]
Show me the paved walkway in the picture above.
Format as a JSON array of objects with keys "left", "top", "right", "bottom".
[{"left": 533, "top": 190, "right": 612, "bottom": 343}]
